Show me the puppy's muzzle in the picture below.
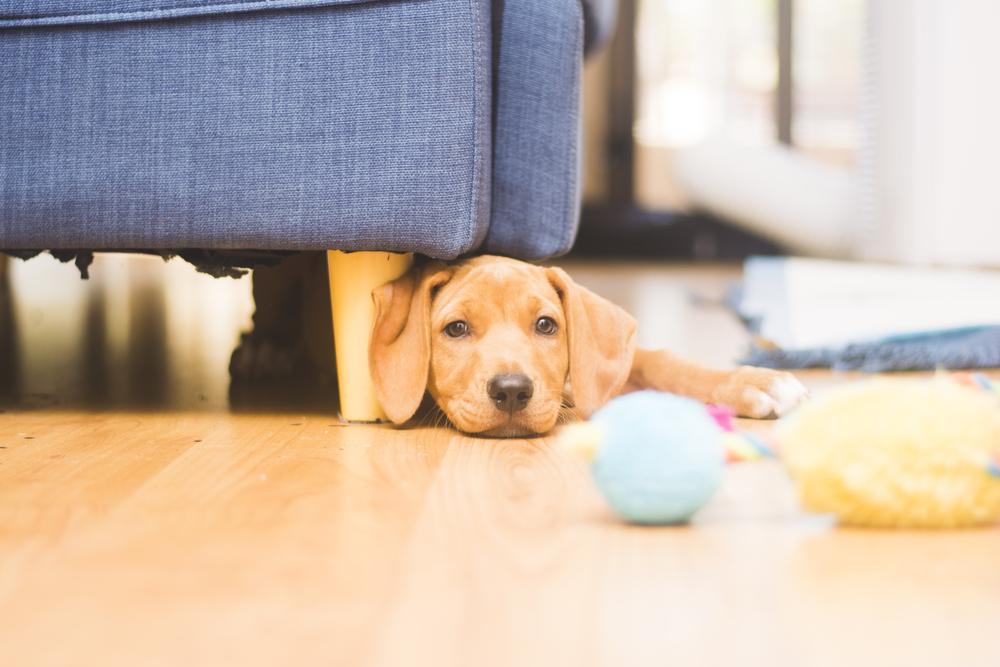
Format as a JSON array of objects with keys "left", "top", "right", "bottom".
[{"left": 487, "top": 373, "right": 533, "bottom": 415}]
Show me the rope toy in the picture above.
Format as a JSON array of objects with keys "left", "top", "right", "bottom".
[{"left": 561, "top": 375, "right": 1000, "bottom": 528}]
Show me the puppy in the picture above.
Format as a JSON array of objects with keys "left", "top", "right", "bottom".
[
  {"left": 368, "top": 255, "right": 807, "bottom": 437},
  {"left": 233, "top": 253, "right": 808, "bottom": 437}
]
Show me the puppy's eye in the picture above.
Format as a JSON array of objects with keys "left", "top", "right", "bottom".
[
  {"left": 535, "top": 317, "right": 557, "bottom": 335},
  {"left": 444, "top": 321, "right": 469, "bottom": 338}
]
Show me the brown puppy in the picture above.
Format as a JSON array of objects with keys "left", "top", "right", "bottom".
[{"left": 368, "top": 255, "right": 807, "bottom": 437}]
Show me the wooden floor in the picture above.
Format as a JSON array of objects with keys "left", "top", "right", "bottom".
[{"left": 2, "top": 254, "right": 999, "bottom": 667}]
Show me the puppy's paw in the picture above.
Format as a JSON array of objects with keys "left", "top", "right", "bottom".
[
  {"left": 717, "top": 366, "right": 809, "bottom": 419},
  {"left": 229, "top": 334, "right": 302, "bottom": 381}
]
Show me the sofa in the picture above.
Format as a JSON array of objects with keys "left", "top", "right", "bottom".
[{"left": 1, "top": 0, "right": 617, "bottom": 419}]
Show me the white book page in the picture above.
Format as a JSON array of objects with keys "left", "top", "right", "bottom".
[{"left": 745, "top": 258, "right": 1000, "bottom": 349}]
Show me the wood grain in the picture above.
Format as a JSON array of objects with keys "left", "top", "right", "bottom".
[{"left": 1, "top": 255, "right": 999, "bottom": 666}]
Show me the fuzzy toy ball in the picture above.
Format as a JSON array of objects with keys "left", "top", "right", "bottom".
[
  {"left": 561, "top": 391, "right": 726, "bottom": 525},
  {"left": 777, "top": 376, "right": 1000, "bottom": 528}
]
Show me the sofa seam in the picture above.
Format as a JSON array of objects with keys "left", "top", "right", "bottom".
[
  {"left": 555, "top": 0, "right": 584, "bottom": 258},
  {"left": 0, "top": 0, "right": 378, "bottom": 28},
  {"left": 466, "top": 0, "right": 487, "bottom": 256}
]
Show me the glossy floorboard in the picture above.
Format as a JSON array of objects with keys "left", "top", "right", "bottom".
[{"left": 1, "top": 255, "right": 998, "bottom": 666}]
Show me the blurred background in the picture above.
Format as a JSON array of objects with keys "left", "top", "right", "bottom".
[{"left": 576, "top": 0, "right": 1000, "bottom": 268}]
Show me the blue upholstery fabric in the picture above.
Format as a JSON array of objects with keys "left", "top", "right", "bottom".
[
  {"left": 742, "top": 327, "right": 1000, "bottom": 373},
  {"left": 485, "top": 0, "right": 584, "bottom": 260},
  {"left": 1, "top": 0, "right": 492, "bottom": 259}
]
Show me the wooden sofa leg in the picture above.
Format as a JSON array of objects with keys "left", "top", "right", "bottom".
[{"left": 327, "top": 250, "right": 414, "bottom": 422}]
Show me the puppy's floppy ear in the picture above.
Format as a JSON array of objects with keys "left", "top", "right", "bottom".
[
  {"left": 369, "top": 261, "right": 454, "bottom": 423},
  {"left": 546, "top": 267, "right": 637, "bottom": 419}
]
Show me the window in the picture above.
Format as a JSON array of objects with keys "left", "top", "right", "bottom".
[{"left": 629, "top": 0, "right": 863, "bottom": 209}]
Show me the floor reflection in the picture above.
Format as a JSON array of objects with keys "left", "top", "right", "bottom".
[{"left": 369, "top": 433, "right": 609, "bottom": 667}]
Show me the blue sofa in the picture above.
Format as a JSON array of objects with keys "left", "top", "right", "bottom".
[{"left": 1, "top": 0, "right": 616, "bottom": 263}]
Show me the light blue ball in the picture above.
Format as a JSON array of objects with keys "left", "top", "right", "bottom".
[{"left": 590, "top": 391, "right": 725, "bottom": 525}]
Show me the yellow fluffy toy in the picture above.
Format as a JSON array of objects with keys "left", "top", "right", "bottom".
[{"left": 775, "top": 375, "right": 1000, "bottom": 528}]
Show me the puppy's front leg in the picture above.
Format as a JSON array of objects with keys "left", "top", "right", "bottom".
[{"left": 623, "top": 348, "right": 808, "bottom": 418}]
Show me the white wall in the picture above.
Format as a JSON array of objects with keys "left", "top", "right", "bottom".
[{"left": 858, "top": 0, "right": 1000, "bottom": 267}]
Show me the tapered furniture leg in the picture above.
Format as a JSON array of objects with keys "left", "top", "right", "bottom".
[{"left": 327, "top": 250, "right": 414, "bottom": 422}]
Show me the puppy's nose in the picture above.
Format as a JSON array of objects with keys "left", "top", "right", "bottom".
[{"left": 487, "top": 373, "right": 533, "bottom": 414}]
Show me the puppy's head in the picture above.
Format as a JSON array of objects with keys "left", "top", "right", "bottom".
[{"left": 369, "top": 256, "right": 637, "bottom": 436}]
